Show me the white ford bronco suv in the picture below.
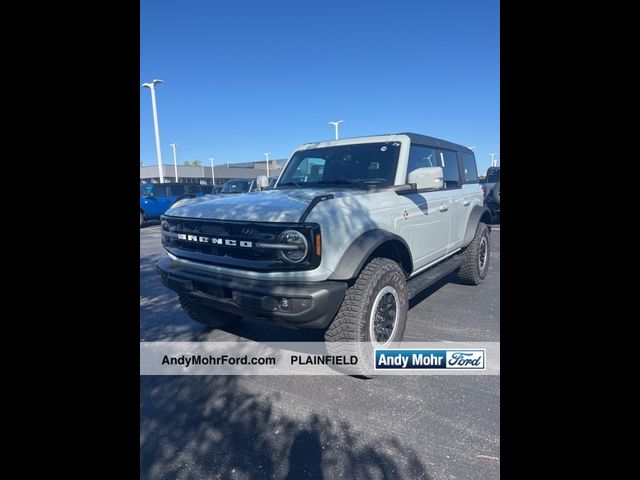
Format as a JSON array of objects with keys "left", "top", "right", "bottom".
[{"left": 157, "top": 133, "right": 491, "bottom": 350}]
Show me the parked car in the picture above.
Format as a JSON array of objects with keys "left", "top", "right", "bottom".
[
  {"left": 157, "top": 133, "right": 491, "bottom": 375},
  {"left": 140, "top": 183, "right": 205, "bottom": 227},
  {"left": 220, "top": 178, "right": 256, "bottom": 194},
  {"left": 201, "top": 185, "right": 221, "bottom": 195},
  {"left": 482, "top": 166, "right": 500, "bottom": 219}
]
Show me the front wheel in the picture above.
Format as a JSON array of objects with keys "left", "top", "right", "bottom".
[
  {"left": 324, "top": 257, "right": 408, "bottom": 376},
  {"left": 457, "top": 222, "right": 490, "bottom": 285}
]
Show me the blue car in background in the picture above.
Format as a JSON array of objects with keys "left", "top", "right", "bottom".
[{"left": 140, "top": 183, "right": 206, "bottom": 227}]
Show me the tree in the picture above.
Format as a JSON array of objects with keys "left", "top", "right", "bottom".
[
  {"left": 192, "top": 159, "right": 202, "bottom": 167},
  {"left": 183, "top": 161, "right": 191, "bottom": 166}
]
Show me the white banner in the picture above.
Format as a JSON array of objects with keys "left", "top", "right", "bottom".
[{"left": 140, "top": 341, "right": 500, "bottom": 376}]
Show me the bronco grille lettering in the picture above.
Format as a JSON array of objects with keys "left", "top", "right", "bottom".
[{"left": 175, "top": 233, "right": 253, "bottom": 248}]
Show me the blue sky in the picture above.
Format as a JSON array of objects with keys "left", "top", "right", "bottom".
[{"left": 141, "top": 0, "right": 499, "bottom": 173}]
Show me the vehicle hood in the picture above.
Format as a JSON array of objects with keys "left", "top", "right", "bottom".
[{"left": 165, "top": 188, "right": 367, "bottom": 222}]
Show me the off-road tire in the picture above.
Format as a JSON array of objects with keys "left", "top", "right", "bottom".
[
  {"left": 178, "top": 295, "right": 241, "bottom": 328},
  {"left": 457, "top": 222, "right": 490, "bottom": 285},
  {"left": 325, "top": 257, "right": 408, "bottom": 376}
]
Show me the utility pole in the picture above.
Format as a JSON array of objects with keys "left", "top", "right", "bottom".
[
  {"left": 263, "top": 152, "right": 271, "bottom": 178},
  {"left": 170, "top": 143, "right": 178, "bottom": 181},
  {"left": 328, "top": 120, "right": 345, "bottom": 140},
  {"left": 209, "top": 157, "right": 216, "bottom": 185},
  {"left": 141, "top": 79, "right": 165, "bottom": 182}
]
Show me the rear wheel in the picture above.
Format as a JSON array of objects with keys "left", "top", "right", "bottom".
[
  {"left": 457, "top": 222, "right": 490, "bottom": 285},
  {"left": 178, "top": 295, "right": 242, "bottom": 328}
]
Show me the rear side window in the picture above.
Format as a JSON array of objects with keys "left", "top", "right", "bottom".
[
  {"left": 461, "top": 152, "right": 479, "bottom": 183},
  {"left": 439, "top": 149, "right": 460, "bottom": 189},
  {"left": 169, "top": 184, "right": 185, "bottom": 196},
  {"left": 184, "top": 184, "right": 202, "bottom": 194}
]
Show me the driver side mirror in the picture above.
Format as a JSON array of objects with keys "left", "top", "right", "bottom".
[
  {"left": 144, "top": 191, "right": 155, "bottom": 198},
  {"left": 408, "top": 167, "right": 443, "bottom": 190}
]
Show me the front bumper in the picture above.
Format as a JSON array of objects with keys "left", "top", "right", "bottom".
[{"left": 157, "top": 257, "right": 347, "bottom": 329}]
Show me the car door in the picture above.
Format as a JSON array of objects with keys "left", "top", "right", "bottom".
[
  {"left": 404, "top": 145, "right": 450, "bottom": 269},
  {"left": 438, "top": 149, "right": 466, "bottom": 251},
  {"left": 141, "top": 185, "right": 165, "bottom": 218},
  {"left": 153, "top": 185, "right": 175, "bottom": 215}
]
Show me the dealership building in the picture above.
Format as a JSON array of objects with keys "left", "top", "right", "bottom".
[{"left": 140, "top": 159, "right": 286, "bottom": 185}]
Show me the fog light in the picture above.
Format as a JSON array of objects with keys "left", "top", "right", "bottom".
[{"left": 278, "top": 297, "right": 290, "bottom": 310}]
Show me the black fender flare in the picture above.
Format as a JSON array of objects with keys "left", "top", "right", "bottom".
[
  {"left": 328, "top": 229, "right": 413, "bottom": 281},
  {"left": 462, "top": 206, "right": 492, "bottom": 247}
]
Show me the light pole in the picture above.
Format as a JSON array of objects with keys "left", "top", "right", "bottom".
[
  {"left": 263, "top": 152, "right": 271, "bottom": 178},
  {"left": 209, "top": 157, "right": 216, "bottom": 186},
  {"left": 489, "top": 153, "right": 499, "bottom": 167},
  {"left": 141, "top": 79, "right": 165, "bottom": 183},
  {"left": 170, "top": 143, "right": 179, "bottom": 181},
  {"left": 328, "top": 120, "right": 345, "bottom": 140}
]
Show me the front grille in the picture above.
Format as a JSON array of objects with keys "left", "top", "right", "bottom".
[{"left": 161, "top": 216, "right": 321, "bottom": 271}]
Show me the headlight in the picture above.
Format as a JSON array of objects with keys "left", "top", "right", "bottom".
[{"left": 277, "top": 230, "right": 309, "bottom": 263}]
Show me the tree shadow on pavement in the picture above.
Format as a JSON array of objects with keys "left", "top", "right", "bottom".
[{"left": 140, "top": 375, "right": 430, "bottom": 480}]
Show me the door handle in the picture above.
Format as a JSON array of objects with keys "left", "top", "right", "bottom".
[
  {"left": 438, "top": 205, "right": 449, "bottom": 212},
  {"left": 463, "top": 200, "right": 471, "bottom": 206}
]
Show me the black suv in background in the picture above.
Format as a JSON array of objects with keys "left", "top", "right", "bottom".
[
  {"left": 483, "top": 166, "right": 500, "bottom": 220},
  {"left": 220, "top": 178, "right": 255, "bottom": 194},
  {"left": 201, "top": 185, "right": 221, "bottom": 195}
]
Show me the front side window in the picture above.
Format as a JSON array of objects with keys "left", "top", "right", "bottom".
[
  {"left": 152, "top": 185, "right": 171, "bottom": 197},
  {"left": 407, "top": 146, "right": 438, "bottom": 180},
  {"left": 278, "top": 142, "right": 401, "bottom": 189}
]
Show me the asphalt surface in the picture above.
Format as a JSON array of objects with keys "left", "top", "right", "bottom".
[{"left": 140, "top": 222, "right": 500, "bottom": 480}]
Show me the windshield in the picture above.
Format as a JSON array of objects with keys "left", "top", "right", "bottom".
[
  {"left": 277, "top": 142, "right": 401, "bottom": 189},
  {"left": 486, "top": 169, "right": 500, "bottom": 183},
  {"left": 140, "top": 185, "right": 151, "bottom": 196},
  {"left": 221, "top": 179, "right": 252, "bottom": 193}
]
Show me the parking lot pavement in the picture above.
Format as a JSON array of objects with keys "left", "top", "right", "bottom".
[{"left": 140, "top": 224, "right": 500, "bottom": 480}]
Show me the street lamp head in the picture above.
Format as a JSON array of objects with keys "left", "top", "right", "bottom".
[
  {"left": 141, "top": 79, "right": 164, "bottom": 89},
  {"left": 170, "top": 143, "right": 178, "bottom": 147},
  {"left": 328, "top": 120, "right": 345, "bottom": 126}
]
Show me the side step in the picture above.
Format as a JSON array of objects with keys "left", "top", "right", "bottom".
[{"left": 407, "top": 253, "right": 465, "bottom": 299}]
